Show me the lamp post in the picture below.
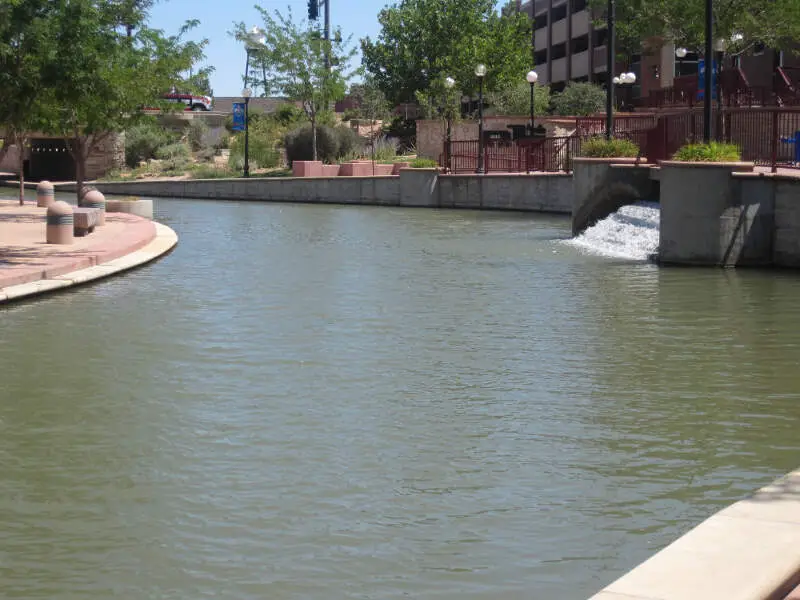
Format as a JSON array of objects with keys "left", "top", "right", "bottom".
[
  {"left": 475, "top": 63, "right": 487, "bottom": 174},
  {"left": 243, "top": 26, "right": 266, "bottom": 94},
  {"left": 605, "top": 0, "right": 616, "bottom": 140},
  {"left": 703, "top": 0, "right": 713, "bottom": 142},
  {"left": 526, "top": 70, "right": 538, "bottom": 135},
  {"left": 444, "top": 76, "right": 455, "bottom": 173},
  {"left": 242, "top": 87, "right": 252, "bottom": 178},
  {"left": 675, "top": 46, "right": 688, "bottom": 76},
  {"left": 612, "top": 72, "right": 636, "bottom": 111}
]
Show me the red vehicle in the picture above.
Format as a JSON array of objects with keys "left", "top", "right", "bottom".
[{"left": 161, "top": 91, "right": 214, "bottom": 111}]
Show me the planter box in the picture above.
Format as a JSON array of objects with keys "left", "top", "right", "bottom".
[
  {"left": 105, "top": 198, "right": 154, "bottom": 219},
  {"left": 292, "top": 161, "right": 323, "bottom": 177},
  {"left": 659, "top": 161, "right": 757, "bottom": 266},
  {"left": 392, "top": 162, "right": 411, "bottom": 175},
  {"left": 321, "top": 164, "right": 341, "bottom": 177}
]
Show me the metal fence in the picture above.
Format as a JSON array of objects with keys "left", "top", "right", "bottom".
[{"left": 443, "top": 137, "right": 581, "bottom": 173}]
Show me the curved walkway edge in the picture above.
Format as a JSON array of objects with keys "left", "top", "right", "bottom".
[{"left": 0, "top": 222, "right": 178, "bottom": 304}]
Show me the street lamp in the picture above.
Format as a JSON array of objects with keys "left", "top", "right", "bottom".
[
  {"left": 703, "top": 0, "right": 713, "bottom": 142},
  {"left": 613, "top": 72, "right": 636, "bottom": 111},
  {"left": 242, "top": 87, "right": 252, "bottom": 178},
  {"left": 475, "top": 63, "right": 487, "bottom": 174},
  {"left": 605, "top": 0, "right": 616, "bottom": 140},
  {"left": 444, "top": 76, "right": 455, "bottom": 173},
  {"left": 526, "top": 70, "right": 538, "bottom": 135},
  {"left": 675, "top": 46, "right": 688, "bottom": 76},
  {"left": 243, "top": 25, "right": 266, "bottom": 96}
]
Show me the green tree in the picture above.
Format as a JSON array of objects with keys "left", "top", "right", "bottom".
[
  {"left": 361, "top": 0, "right": 531, "bottom": 106},
  {"left": 0, "top": 0, "right": 53, "bottom": 204},
  {"left": 236, "top": 8, "right": 358, "bottom": 161},
  {"left": 486, "top": 81, "right": 551, "bottom": 116},
  {"left": 43, "top": 1, "right": 210, "bottom": 199},
  {"left": 550, "top": 82, "right": 606, "bottom": 116},
  {"left": 589, "top": 0, "right": 800, "bottom": 57}
]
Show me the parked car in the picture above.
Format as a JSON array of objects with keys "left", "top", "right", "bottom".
[{"left": 161, "top": 92, "right": 214, "bottom": 111}]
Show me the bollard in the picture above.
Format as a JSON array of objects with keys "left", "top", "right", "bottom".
[
  {"left": 36, "top": 181, "right": 55, "bottom": 208},
  {"left": 46, "top": 201, "right": 74, "bottom": 245},
  {"left": 81, "top": 189, "right": 106, "bottom": 226},
  {"left": 78, "top": 184, "right": 96, "bottom": 202}
]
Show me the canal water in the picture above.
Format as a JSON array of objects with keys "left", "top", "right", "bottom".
[{"left": 1, "top": 199, "right": 799, "bottom": 599}]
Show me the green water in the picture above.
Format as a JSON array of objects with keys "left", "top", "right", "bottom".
[{"left": 1, "top": 199, "right": 799, "bottom": 599}]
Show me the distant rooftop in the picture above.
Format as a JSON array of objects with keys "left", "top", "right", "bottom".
[{"left": 212, "top": 97, "right": 300, "bottom": 114}]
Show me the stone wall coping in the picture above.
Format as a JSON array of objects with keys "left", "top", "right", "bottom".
[
  {"left": 659, "top": 160, "right": 756, "bottom": 169},
  {"left": 608, "top": 163, "right": 652, "bottom": 170},
  {"left": 588, "top": 467, "right": 800, "bottom": 600},
  {"left": 573, "top": 157, "right": 647, "bottom": 164},
  {"left": 732, "top": 171, "right": 800, "bottom": 181},
  {"left": 439, "top": 172, "right": 572, "bottom": 179}
]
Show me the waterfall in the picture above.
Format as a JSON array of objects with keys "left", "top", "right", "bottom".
[{"left": 566, "top": 202, "right": 660, "bottom": 261}]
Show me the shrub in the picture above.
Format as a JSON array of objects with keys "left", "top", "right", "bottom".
[
  {"left": 550, "top": 82, "right": 606, "bottom": 116},
  {"left": 229, "top": 134, "right": 281, "bottom": 171},
  {"left": 368, "top": 135, "right": 398, "bottom": 162},
  {"left": 154, "top": 141, "right": 191, "bottom": 172},
  {"left": 273, "top": 103, "right": 306, "bottom": 126},
  {"left": 189, "top": 164, "right": 238, "bottom": 179},
  {"left": 579, "top": 136, "right": 640, "bottom": 158},
  {"left": 124, "top": 120, "right": 175, "bottom": 167},
  {"left": 409, "top": 157, "right": 438, "bottom": 168},
  {"left": 284, "top": 124, "right": 339, "bottom": 164},
  {"left": 672, "top": 142, "right": 741, "bottom": 162},
  {"left": 185, "top": 118, "right": 210, "bottom": 152},
  {"left": 334, "top": 125, "right": 361, "bottom": 159},
  {"left": 382, "top": 116, "right": 416, "bottom": 153}
]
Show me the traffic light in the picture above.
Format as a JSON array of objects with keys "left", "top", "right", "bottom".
[{"left": 308, "top": 0, "right": 319, "bottom": 20}]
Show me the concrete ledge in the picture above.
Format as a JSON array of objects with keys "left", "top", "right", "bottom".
[
  {"left": 659, "top": 160, "right": 755, "bottom": 170},
  {"left": 588, "top": 468, "right": 800, "bottom": 600},
  {"left": 0, "top": 222, "right": 177, "bottom": 304}
]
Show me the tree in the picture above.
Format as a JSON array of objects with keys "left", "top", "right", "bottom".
[
  {"left": 236, "top": 8, "right": 357, "bottom": 161},
  {"left": 43, "top": 1, "right": 210, "bottom": 200},
  {"left": 589, "top": 0, "right": 800, "bottom": 59},
  {"left": 550, "top": 82, "right": 607, "bottom": 116},
  {"left": 0, "top": 0, "right": 52, "bottom": 204},
  {"left": 486, "top": 81, "right": 551, "bottom": 116},
  {"left": 361, "top": 0, "right": 531, "bottom": 106}
]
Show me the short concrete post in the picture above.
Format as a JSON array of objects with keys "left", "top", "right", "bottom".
[
  {"left": 36, "top": 181, "right": 55, "bottom": 208},
  {"left": 78, "top": 185, "right": 96, "bottom": 202},
  {"left": 46, "top": 201, "right": 74, "bottom": 245},
  {"left": 81, "top": 189, "right": 106, "bottom": 226}
]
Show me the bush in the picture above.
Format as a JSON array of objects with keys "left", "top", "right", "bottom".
[
  {"left": 579, "top": 136, "right": 640, "bottom": 158},
  {"left": 382, "top": 116, "right": 416, "bottom": 153},
  {"left": 124, "top": 120, "right": 175, "bottom": 167},
  {"left": 273, "top": 103, "right": 306, "bottom": 126},
  {"left": 189, "top": 164, "right": 238, "bottom": 179},
  {"left": 550, "top": 82, "right": 606, "bottom": 116},
  {"left": 334, "top": 125, "right": 361, "bottom": 159},
  {"left": 154, "top": 141, "right": 191, "bottom": 172},
  {"left": 229, "top": 134, "right": 281, "bottom": 171},
  {"left": 186, "top": 119, "right": 210, "bottom": 152},
  {"left": 284, "top": 124, "right": 339, "bottom": 164},
  {"left": 672, "top": 142, "right": 741, "bottom": 162},
  {"left": 409, "top": 157, "right": 438, "bottom": 168},
  {"left": 367, "top": 135, "right": 398, "bottom": 162}
]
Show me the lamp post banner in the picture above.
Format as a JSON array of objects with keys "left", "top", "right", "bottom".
[
  {"left": 232, "top": 103, "right": 246, "bottom": 131},
  {"left": 697, "top": 59, "right": 718, "bottom": 100}
]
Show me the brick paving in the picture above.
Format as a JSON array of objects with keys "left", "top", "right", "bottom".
[{"left": 0, "top": 198, "right": 156, "bottom": 290}]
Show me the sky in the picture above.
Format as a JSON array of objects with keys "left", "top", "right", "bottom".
[{"left": 149, "top": 0, "right": 385, "bottom": 97}]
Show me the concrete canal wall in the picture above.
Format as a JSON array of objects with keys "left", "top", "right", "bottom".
[{"left": 56, "top": 169, "right": 575, "bottom": 214}]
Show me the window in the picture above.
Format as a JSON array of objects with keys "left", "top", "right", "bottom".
[
  {"left": 534, "top": 12, "right": 548, "bottom": 29},
  {"left": 593, "top": 28, "right": 607, "bottom": 47},
  {"left": 535, "top": 49, "right": 548, "bottom": 65},
  {"left": 574, "top": 75, "right": 589, "bottom": 83},
  {"left": 571, "top": 34, "right": 589, "bottom": 54},
  {"left": 572, "top": 0, "right": 587, "bottom": 12},
  {"left": 552, "top": 3, "right": 567, "bottom": 22},
  {"left": 551, "top": 42, "right": 567, "bottom": 60}
]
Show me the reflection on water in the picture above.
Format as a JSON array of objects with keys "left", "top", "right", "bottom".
[{"left": 1, "top": 200, "right": 799, "bottom": 599}]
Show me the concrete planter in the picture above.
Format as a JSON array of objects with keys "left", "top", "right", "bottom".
[
  {"left": 659, "top": 161, "right": 756, "bottom": 266},
  {"left": 105, "top": 198, "right": 154, "bottom": 220},
  {"left": 571, "top": 157, "right": 653, "bottom": 235}
]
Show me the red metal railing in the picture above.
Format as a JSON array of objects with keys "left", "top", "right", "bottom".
[{"left": 442, "top": 137, "right": 580, "bottom": 174}]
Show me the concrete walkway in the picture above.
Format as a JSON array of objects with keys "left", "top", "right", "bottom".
[{"left": 0, "top": 199, "right": 177, "bottom": 303}]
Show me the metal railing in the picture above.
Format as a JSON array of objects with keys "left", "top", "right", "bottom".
[{"left": 442, "top": 137, "right": 581, "bottom": 173}]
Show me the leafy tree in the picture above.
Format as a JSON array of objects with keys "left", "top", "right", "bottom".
[
  {"left": 361, "top": 0, "right": 531, "bottom": 105},
  {"left": 235, "top": 8, "right": 358, "bottom": 161},
  {"left": 348, "top": 77, "right": 391, "bottom": 122},
  {"left": 589, "top": 0, "right": 800, "bottom": 57},
  {"left": 550, "top": 82, "right": 606, "bottom": 116},
  {"left": 0, "top": 0, "right": 52, "bottom": 204},
  {"left": 486, "top": 81, "right": 551, "bottom": 116},
  {"left": 43, "top": 1, "right": 210, "bottom": 199}
]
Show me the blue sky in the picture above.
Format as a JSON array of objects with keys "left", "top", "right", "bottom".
[{"left": 149, "top": 0, "right": 384, "bottom": 97}]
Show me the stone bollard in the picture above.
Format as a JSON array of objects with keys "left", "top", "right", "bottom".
[
  {"left": 78, "top": 184, "right": 97, "bottom": 202},
  {"left": 46, "top": 201, "right": 74, "bottom": 245},
  {"left": 81, "top": 189, "right": 106, "bottom": 226},
  {"left": 36, "top": 181, "right": 55, "bottom": 208}
]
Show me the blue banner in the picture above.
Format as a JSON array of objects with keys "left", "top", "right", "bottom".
[
  {"left": 232, "top": 102, "right": 246, "bottom": 131},
  {"left": 697, "top": 59, "right": 718, "bottom": 100}
]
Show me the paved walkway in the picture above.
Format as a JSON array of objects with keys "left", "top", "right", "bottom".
[{"left": 0, "top": 198, "right": 168, "bottom": 298}]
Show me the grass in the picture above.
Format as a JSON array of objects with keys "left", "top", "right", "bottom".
[
  {"left": 579, "top": 136, "right": 640, "bottom": 158},
  {"left": 409, "top": 158, "right": 438, "bottom": 168},
  {"left": 672, "top": 142, "right": 741, "bottom": 162}
]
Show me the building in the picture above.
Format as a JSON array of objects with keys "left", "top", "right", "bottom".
[{"left": 518, "top": 0, "right": 800, "bottom": 106}]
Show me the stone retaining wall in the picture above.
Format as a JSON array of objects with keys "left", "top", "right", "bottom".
[{"left": 56, "top": 170, "right": 574, "bottom": 214}]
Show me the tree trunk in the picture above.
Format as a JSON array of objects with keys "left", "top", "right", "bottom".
[
  {"left": 311, "top": 117, "right": 318, "bottom": 162},
  {"left": 15, "top": 134, "right": 25, "bottom": 206},
  {"left": 72, "top": 137, "right": 87, "bottom": 204}
]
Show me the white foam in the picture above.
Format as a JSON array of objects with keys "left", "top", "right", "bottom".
[{"left": 565, "top": 201, "right": 660, "bottom": 261}]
